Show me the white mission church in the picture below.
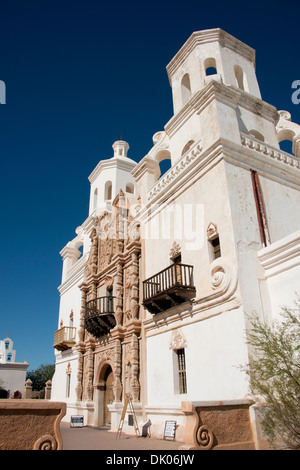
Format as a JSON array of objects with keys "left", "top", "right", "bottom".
[{"left": 51, "top": 28, "right": 300, "bottom": 450}]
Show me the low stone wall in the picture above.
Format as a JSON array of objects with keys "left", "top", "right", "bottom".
[
  {"left": 0, "top": 399, "right": 66, "bottom": 450},
  {"left": 181, "top": 400, "right": 256, "bottom": 450}
]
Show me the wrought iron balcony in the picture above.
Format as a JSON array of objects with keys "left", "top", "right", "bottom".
[
  {"left": 53, "top": 326, "right": 76, "bottom": 351},
  {"left": 143, "top": 263, "right": 196, "bottom": 314},
  {"left": 85, "top": 296, "right": 116, "bottom": 338}
]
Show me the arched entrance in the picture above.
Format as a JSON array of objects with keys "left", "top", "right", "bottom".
[
  {"left": 103, "top": 366, "right": 114, "bottom": 426},
  {"left": 94, "top": 362, "right": 115, "bottom": 428}
]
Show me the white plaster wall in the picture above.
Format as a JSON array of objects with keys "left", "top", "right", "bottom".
[
  {"left": 143, "top": 160, "right": 237, "bottom": 318},
  {"left": 57, "top": 279, "right": 83, "bottom": 334},
  {"left": 265, "top": 265, "right": 300, "bottom": 321},
  {"left": 146, "top": 307, "right": 249, "bottom": 406},
  {"left": 220, "top": 46, "right": 261, "bottom": 98},
  {"left": 0, "top": 364, "right": 28, "bottom": 396},
  {"left": 258, "top": 176, "right": 300, "bottom": 243},
  {"left": 236, "top": 104, "right": 278, "bottom": 147},
  {"left": 51, "top": 351, "right": 78, "bottom": 405}
]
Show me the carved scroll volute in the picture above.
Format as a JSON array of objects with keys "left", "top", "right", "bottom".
[{"left": 209, "top": 256, "right": 238, "bottom": 295}]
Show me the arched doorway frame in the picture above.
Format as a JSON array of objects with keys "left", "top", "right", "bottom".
[{"left": 93, "top": 360, "right": 115, "bottom": 427}]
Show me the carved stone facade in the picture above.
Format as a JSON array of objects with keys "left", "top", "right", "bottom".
[{"left": 75, "top": 191, "right": 141, "bottom": 422}]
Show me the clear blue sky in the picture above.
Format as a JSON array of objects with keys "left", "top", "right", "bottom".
[{"left": 0, "top": 0, "right": 299, "bottom": 371}]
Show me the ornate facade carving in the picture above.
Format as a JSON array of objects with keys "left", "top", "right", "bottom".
[
  {"left": 169, "top": 328, "right": 187, "bottom": 350},
  {"left": 75, "top": 190, "right": 141, "bottom": 418},
  {"left": 207, "top": 222, "right": 218, "bottom": 240},
  {"left": 170, "top": 241, "right": 181, "bottom": 259}
]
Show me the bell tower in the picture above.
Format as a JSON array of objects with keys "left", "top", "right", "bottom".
[
  {"left": 163, "top": 28, "right": 280, "bottom": 163},
  {"left": 166, "top": 28, "right": 261, "bottom": 115},
  {"left": 88, "top": 140, "right": 137, "bottom": 216}
]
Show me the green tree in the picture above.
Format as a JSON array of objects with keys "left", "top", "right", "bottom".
[
  {"left": 243, "top": 298, "right": 300, "bottom": 449},
  {"left": 26, "top": 363, "right": 55, "bottom": 391}
]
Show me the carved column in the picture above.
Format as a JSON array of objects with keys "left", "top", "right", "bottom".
[
  {"left": 130, "top": 333, "right": 140, "bottom": 402},
  {"left": 115, "top": 261, "right": 123, "bottom": 326},
  {"left": 85, "top": 338, "right": 95, "bottom": 402},
  {"left": 113, "top": 339, "right": 122, "bottom": 402},
  {"left": 130, "top": 250, "right": 139, "bottom": 320},
  {"left": 75, "top": 285, "right": 88, "bottom": 402},
  {"left": 90, "top": 228, "right": 98, "bottom": 275}
]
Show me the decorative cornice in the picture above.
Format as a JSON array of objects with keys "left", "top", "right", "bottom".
[
  {"left": 88, "top": 156, "right": 137, "bottom": 184},
  {"left": 240, "top": 132, "right": 300, "bottom": 170},
  {"left": 131, "top": 155, "right": 160, "bottom": 181},
  {"left": 165, "top": 80, "right": 277, "bottom": 138},
  {"left": 258, "top": 229, "right": 300, "bottom": 278},
  {"left": 147, "top": 140, "right": 203, "bottom": 203}
]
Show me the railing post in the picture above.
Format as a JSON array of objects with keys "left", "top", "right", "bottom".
[
  {"left": 45, "top": 380, "right": 52, "bottom": 400},
  {"left": 24, "top": 379, "right": 33, "bottom": 399}
]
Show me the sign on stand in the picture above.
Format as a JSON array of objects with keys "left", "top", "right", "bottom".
[
  {"left": 70, "top": 415, "right": 84, "bottom": 428},
  {"left": 163, "top": 420, "right": 176, "bottom": 440}
]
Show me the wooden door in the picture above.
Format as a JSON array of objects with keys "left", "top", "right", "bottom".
[{"left": 104, "top": 370, "right": 114, "bottom": 426}]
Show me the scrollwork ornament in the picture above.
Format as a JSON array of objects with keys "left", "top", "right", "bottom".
[
  {"left": 196, "top": 425, "right": 214, "bottom": 450},
  {"left": 209, "top": 256, "right": 237, "bottom": 293},
  {"left": 33, "top": 434, "right": 57, "bottom": 450}
]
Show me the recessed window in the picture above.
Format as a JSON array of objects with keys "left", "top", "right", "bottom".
[
  {"left": 93, "top": 188, "right": 98, "bottom": 210},
  {"left": 66, "top": 374, "right": 71, "bottom": 398},
  {"left": 104, "top": 181, "right": 112, "bottom": 201},
  {"left": 176, "top": 349, "right": 187, "bottom": 394},
  {"left": 181, "top": 73, "right": 191, "bottom": 106},
  {"left": 181, "top": 140, "right": 195, "bottom": 156},
  {"left": 126, "top": 182, "right": 134, "bottom": 194},
  {"left": 7, "top": 353, "right": 12, "bottom": 362},
  {"left": 234, "top": 65, "right": 249, "bottom": 92},
  {"left": 204, "top": 58, "right": 217, "bottom": 76},
  {"left": 210, "top": 236, "right": 221, "bottom": 260},
  {"left": 5, "top": 341, "right": 9, "bottom": 350}
]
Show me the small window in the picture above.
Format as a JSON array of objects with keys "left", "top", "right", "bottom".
[
  {"left": 204, "top": 58, "right": 217, "bottom": 76},
  {"left": 181, "top": 73, "right": 191, "bottom": 106},
  {"left": 181, "top": 140, "right": 195, "bottom": 156},
  {"left": 93, "top": 188, "right": 98, "bottom": 210},
  {"left": 210, "top": 236, "right": 221, "bottom": 260},
  {"left": 249, "top": 130, "right": 265, "bottom": 142},
  {"left": 7, "top": 353, "right": 12, "bottom": 362},
  {"left": 5, "top": 341, "right": 9, "bottom": 350},
  {"left": 177, "top": 349, "right": 187, "bottom": 394},
  {"left": 104, "top": 181, "right": 112, "bottom": 201},
  {"left": 234, "top": 65, "right": 249, "bottom": 92},
  {"left": 126, "top": 182, "right": 134, "bottom": 194},
  {"left": 66, "top": 374, "right": 71, "bottom": 398}
]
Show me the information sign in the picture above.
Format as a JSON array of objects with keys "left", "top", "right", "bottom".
[
  {"left": 70, "top": 415, "right": 84, "bottom": 427},
  {"left": 163, "top": 420, "right": 176, "bottom": 440}
]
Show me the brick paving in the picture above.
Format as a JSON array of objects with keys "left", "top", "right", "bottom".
[{"left": 60, "top": 422, "right": 182, "bottom": 451}]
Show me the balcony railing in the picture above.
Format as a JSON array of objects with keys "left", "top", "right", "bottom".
[
  {"left": 143, "top": 263, "right": 196, "bottom": 314},
  {"left": 85, "top": 296, "right": 116, "bottom": 338},
  {"left": 53, "top": 326, "right": 76, "bottom": 351}
]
